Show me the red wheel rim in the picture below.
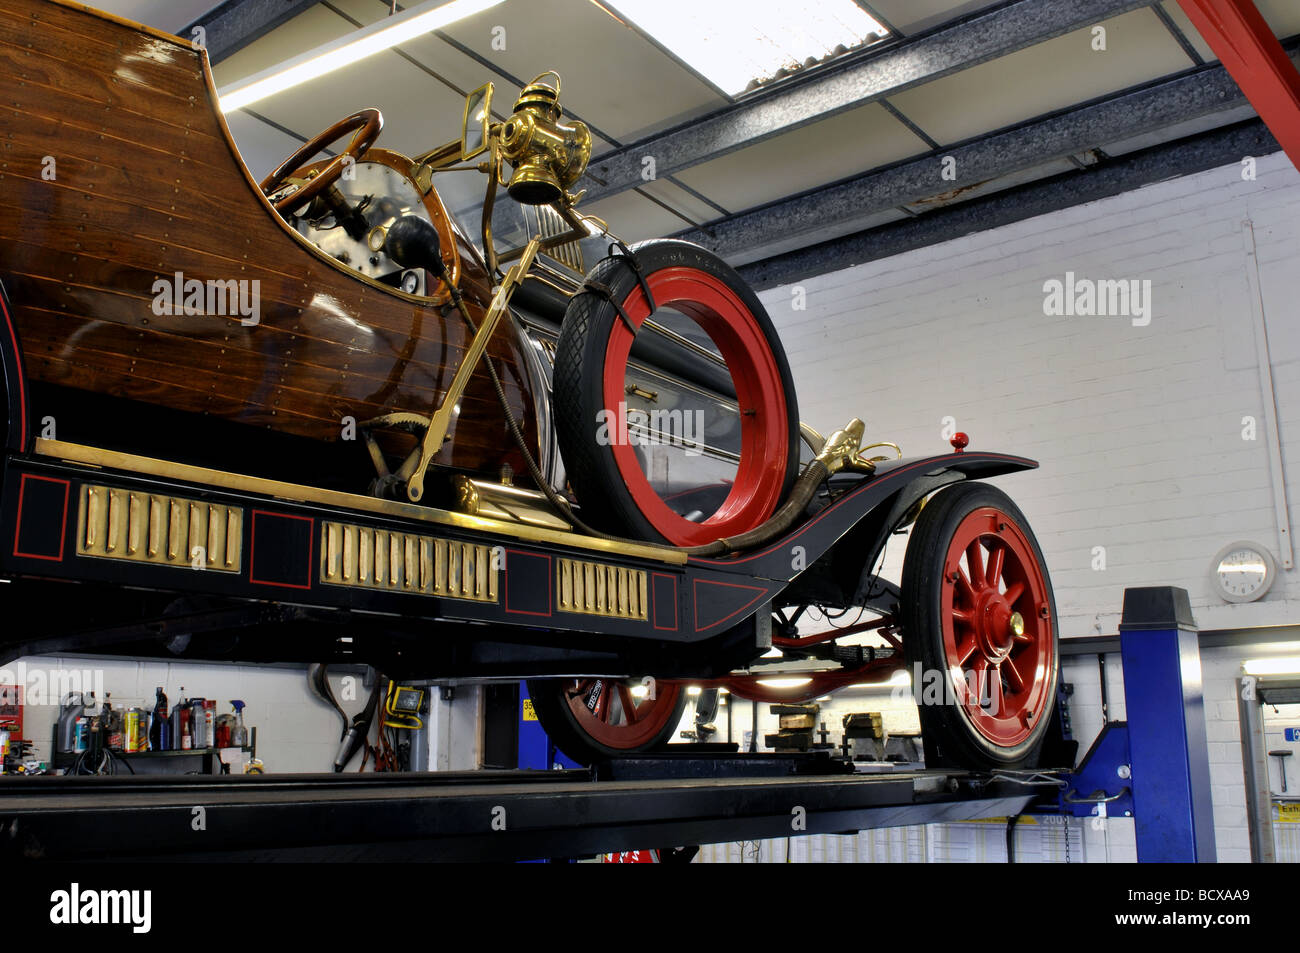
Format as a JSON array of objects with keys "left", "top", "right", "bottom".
[
  {"left": 940, "top": 507, "right": 1054, "bottom": 747},
  {"left": 602, "top": 268, "right": 790, "bottom": 547},
  {"left": 562, "top": 678, "right": 683, "bottom": 750}
]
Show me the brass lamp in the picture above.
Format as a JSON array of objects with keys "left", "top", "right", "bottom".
[{"left": 498, "top": 72, "right": 591, "bottom": 205}]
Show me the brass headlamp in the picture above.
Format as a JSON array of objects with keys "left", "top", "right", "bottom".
[{"left": 499, "top": 72, "right": 591, "bottom": 206}]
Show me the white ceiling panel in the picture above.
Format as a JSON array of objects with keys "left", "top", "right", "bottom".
[
  {"left": 437, "top": 0, "right": 729, "bottom": 143},
  {"left": 1157, "top": 0, "right": 1300, "bottom": 69},
  {"left": 673, "top": 102, "right": 929, "bottom": 213},
  {"left": 86, "top": 0, "right": 223, "bottom": 36},
  {"left": 630, "top": 179, "right": 725, "bottom": 227},
  {"left": 211, "top": 5, "right": 356, "bottom": 87},
  {"left": 583, "top": 189, "right": 700, "bottom": 244},
  {"left": 252, "top": 52, "right": 469, "bottom": 157},
  {"left": 864, "top": 0, "right": 1003, "bottom": 36},
  {"left": 1158, "top": 1, "right": 1217, "bottom": 63},
  {"left": 888, "top": 9, "right": 1195, "bottom": 146},
  {"left": 330, "top": 0, "right": 525, "bottom": 114},
  {"left": 222, "top": 110, "right": 317, "bottom": 181},
  {"left": 1257, "top": 0, "right": 1300, "bottom": 39}
]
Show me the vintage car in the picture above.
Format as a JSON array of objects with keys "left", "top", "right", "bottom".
[{"left": 0, "top": 0, "right": 1059, "bottom": 768}]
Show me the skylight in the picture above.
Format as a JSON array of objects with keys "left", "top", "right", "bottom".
[{"left": 604, "top": 0, "right": 889, "bottom": 96}]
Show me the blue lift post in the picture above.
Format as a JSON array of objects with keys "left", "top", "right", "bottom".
[
  {"left": 1117, "top": 586, "right": 1217, "bottom": 862},
  {"left": 518, "top": 682, "right": 581, "bottom": 771},
  {"left": 1059, "top": 587, "right": 1217, "bottom": 861}
]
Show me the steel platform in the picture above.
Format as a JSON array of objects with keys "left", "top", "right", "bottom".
[{"left": 0, "top": 755, "right": 1059, "bottom": 861}]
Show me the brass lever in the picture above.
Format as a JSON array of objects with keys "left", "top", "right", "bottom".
[{"left": 404, "top": 236, "right": 542, "bottom": 503}]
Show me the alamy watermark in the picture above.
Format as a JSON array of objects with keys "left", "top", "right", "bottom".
[
  {"left": 1042, "top": 271, "right": 1151, "bottom": 327},
  {"left": 595, "top": 401, "right": 706, "bottom": 456},
  {"left": 0, "top": 662, "right": 105, "bottom": 706},
  {"left": 152, "top": 271, "right": 260, "bottom": 326},
  {"left": 891, "top": 662, "right": 998, "bottom": 712}
]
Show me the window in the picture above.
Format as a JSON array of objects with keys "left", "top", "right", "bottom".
[{"left": 604, "top": 0, "right": 889, "bottom": 95}]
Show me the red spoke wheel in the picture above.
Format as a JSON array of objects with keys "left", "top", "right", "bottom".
[
  {"left": 900, "top": 483, "right": 1058, "bottom": 768},
  {"left": 525, "top": 677, "right": 687, "bottom": 764},
  {"left": 553, "top": 240, "right": 799, "bottom": 546}
]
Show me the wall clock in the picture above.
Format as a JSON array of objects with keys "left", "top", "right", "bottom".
[{"left": 1211, "top": 541, "right": 1276, "bottom": 603}]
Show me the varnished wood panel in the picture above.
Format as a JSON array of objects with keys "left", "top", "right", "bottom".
[{"left": 0, "top": 0, "right": 539, "bottom": 480}]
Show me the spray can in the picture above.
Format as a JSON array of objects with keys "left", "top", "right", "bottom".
[
  {"left": 104, "top": 694, "right": 123, "bottom": 750},
  {"left": 203, "top": 699, "right": 216, "bottom": 749},
  {"left": 73, "top": 716, "right": 89, "bottom": 753},
  {"left": 125, "top": 708, "right": 147, "bottom": 752}
]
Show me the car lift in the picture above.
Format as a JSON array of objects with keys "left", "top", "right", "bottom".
[
  {"left": 0, "top": 586, "right": 1214, "bottom": 863},
  {"left": 0, "top": 759, "right": 1049, "bottom": 862},
  {"left": 1054, "top": 586, "right": 1216, "bottom": 862}
]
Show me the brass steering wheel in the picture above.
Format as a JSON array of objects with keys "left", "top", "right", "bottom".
[{"left": 258, "top": 108, "right": 384, "bottom": 216}]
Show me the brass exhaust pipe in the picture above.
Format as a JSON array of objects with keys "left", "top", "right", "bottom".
[{"left": 682, "top": 419, "right": 876, "bottom": 557}]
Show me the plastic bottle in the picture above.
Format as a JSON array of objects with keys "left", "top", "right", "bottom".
[
  {"left": 56, "top": 692, "right": 85, "bottom": 753},
  {"left": 149, "top": 687, "right": 170, "bottom": 752},
  {"left": 188, "top": 698, "right": 207, "bottom": 748},
  {"left": 170, "top": 688, "right": 187, "bottom": 745},
  {"left": 230, "top": 700, "right": 248, "bottom": 748}
]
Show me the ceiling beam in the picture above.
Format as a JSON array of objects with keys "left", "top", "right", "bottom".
[
  {"left": 582, "top": 0, "right": 1155, "bottom": 204},
  {"left": 675, "top": 43, "right": 1298, "bottom": 261},
  {"left": 738, "top": 118, "right": 1279, "bottom": 290},
  {"left": 183, "top": 0, "right": 323, "bottom": 66}
]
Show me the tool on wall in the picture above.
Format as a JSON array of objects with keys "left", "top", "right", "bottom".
[{"left": 1270, "top": 749, "right": 1293, "bottom": 793}]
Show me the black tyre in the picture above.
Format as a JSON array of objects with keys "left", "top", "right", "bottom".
[
  {"left": 553, "top": 240, "right": 799, "bottom": 546},
  {"left": 526, "top": 677, "right": 687, "bottom": 764},
  {"left": 900, "top": 482, "right": 1059, "bottom": 769}
]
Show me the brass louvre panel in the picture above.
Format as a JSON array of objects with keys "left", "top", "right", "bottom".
[
  {"left": 319, "top": 521, "right": 498, "bottom": 603},
  {"left": 556, "top": 557, "right": 648, "bottom": 620},
  {"left": 536, "top": 204, "right": 584, "bottom": 274},
  {"left": 77, "top": 484, "right": 243, "bottom": 572}
]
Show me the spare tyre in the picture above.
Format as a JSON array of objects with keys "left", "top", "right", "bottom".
[{"left": 553, "top": 239, "right": 799, "bottom": 546}]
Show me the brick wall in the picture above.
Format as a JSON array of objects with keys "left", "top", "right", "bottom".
[
  {"left": 696, "top": 150, "right": 1300, "bottom": 862},
  {"left": 757, "top": 151, "right": 1300, "bottom": 638}
]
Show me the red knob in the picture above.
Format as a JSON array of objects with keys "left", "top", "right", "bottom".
[{"left": 950, "top": 432, "right": 969, "bottom": 453}]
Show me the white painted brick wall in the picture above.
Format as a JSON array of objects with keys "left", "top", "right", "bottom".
[
  {"left": 708, "top": 151, "right": 1300, "bottom": 863},
  {"left": 758, "top": 151, "right": 1300, "bottom": 637},
  {"left": 9, "top": 655, "right": 381, "bottom": 774}
]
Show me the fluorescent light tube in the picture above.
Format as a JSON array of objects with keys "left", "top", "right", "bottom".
[
  {"left": 218, "top": 0, "right": 506, "bottom": 112},
  {"left": 1243, "top": 656, "right": 1300, "bottom": 676}
]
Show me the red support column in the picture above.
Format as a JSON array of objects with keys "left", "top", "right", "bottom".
[{"left": 1178, "top": 0, "right": 1300, "bottom": 170}]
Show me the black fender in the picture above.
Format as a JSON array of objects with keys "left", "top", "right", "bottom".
[
  {"left": 0, "top": 279, "right": 30, "bottom": 454},
  {"left": 688, "top": 450, "right": 1038, "bottom": 600}
]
